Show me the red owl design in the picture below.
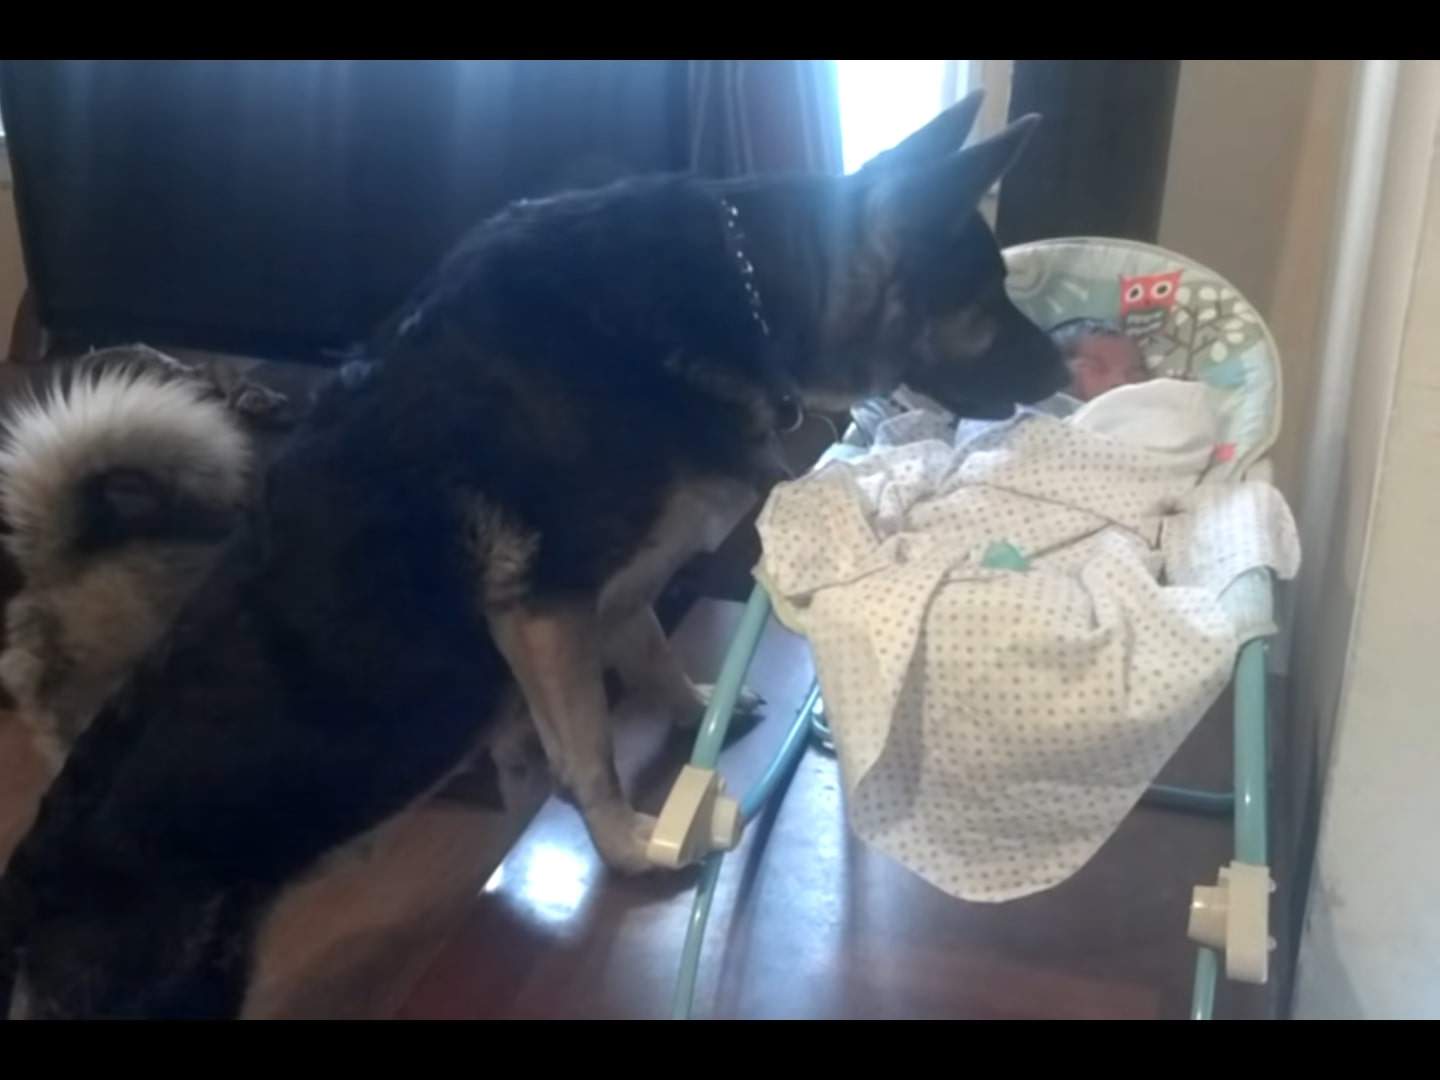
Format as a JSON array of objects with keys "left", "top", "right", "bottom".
[{"left": 1118, "top": 269, "right": 1183, "bottom": 337}]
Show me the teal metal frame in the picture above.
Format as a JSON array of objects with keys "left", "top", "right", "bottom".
[
  {"left": 670, "top": 585, "right": 1272, "bottom": 1021},
  {"left": 1189, "top": 636, "right": 1270, "bottom": 1020},
  {"left": 671, "top": 587, "right": 817, "bottom": 1019}
]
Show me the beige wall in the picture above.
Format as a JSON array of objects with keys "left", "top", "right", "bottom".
[
  {"left": 1159, "top": 61, "right": 1440, "bottom": 1014},
  {"left": 1294, "top": 60, "right": 1440, "bottom": 1018},
  {"left": 0, "top": 185, "right": 24, "bottom": 348},
  {"left": 1159, "top": 60, "right": 1353, "bottom": 502},
  {"left": 1293, "top": 63, "right": 1438, "bottom": 775}
]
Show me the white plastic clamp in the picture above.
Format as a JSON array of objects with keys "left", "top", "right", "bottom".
[
  {"left": 1188, "top": 860, "right": 1276, "bottom": 984},
  {"left": 646, "top": 765, "right": 743, "bottom": 869}
]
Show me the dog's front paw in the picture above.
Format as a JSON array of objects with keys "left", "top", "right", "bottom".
[{"left": 589, "top": 810, "right": 660, "bottom": 875}]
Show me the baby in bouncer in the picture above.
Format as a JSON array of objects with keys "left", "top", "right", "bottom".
[{"left": 1048, "top": 317, "right": 1152, "bottom": 401}]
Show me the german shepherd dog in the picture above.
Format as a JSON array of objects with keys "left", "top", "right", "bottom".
[{"left": 0, "top": 94, "right": 1066, "bottom": 1018}]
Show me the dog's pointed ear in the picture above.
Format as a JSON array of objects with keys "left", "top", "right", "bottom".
[
  {"left": 869, "top": 114, "right": 1040, "bottom": 240},
  {"left": 859, "top": 89, "right": 987, "bottom": 176}
]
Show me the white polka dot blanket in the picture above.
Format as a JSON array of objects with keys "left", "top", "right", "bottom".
[{"left": 756, "top": 375, "right": 1299, "bottom": 903}]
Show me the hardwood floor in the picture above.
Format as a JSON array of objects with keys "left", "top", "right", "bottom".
[
  {"left": 397, "top": 600, "right": 1278, "bottom": 1020},
  {"left": 0, "top": 597, "right": 1281, "bottom": 1020}
]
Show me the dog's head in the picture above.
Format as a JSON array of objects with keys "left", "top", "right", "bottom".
[{"left": 777, "top": 92, "right": 1067, "bottom": 419}]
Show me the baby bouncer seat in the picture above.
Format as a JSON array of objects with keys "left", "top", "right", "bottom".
[{"left": 652, "top": 237, "right": 1292, "bottom": 1021}]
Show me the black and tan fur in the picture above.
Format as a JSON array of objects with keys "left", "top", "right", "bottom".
[{"left": 0, "top": 95, "right": 1067, "bottom": 1018}]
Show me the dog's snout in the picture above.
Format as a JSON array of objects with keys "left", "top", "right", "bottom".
[
  {"left": 1028, "top": 348, "right": 1071, "bottom": 402},
  {"left": 1007, "top": 329, "right": 1069, "bottom": 404}
]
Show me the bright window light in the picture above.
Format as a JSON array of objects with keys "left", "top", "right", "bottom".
[{"left": 836, "top": 60, "right": 969, "bottom": 174}]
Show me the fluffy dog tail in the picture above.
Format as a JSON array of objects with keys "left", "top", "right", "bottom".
[{"left": 0, "top": 363, "right": 251, "bottom": 583}]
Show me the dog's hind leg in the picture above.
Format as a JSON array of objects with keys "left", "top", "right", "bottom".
[
  {"left": 605, "top": 607, "right": 764, "bottom": 729},
  {"left": 486, "top": 604, "right": 657, "bottom": 874}
]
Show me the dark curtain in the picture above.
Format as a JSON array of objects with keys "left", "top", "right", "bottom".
[
  {"left": 0, "top": 60, "right": 694, "bottom": 362},
  {"left": 996, "top": 60, "right": 1181, "bottom": 247},
  {"left": 689, "top": 60, "right": 843, "bottom": 177}
]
